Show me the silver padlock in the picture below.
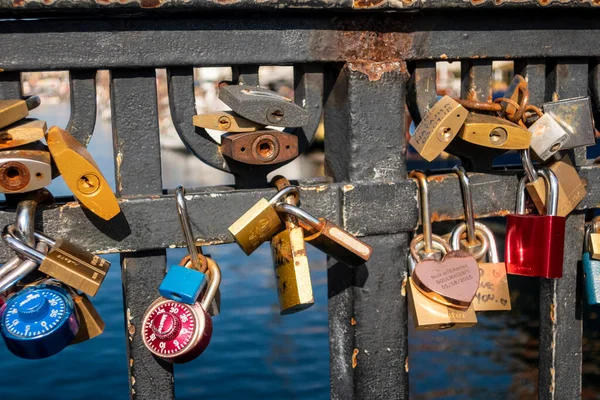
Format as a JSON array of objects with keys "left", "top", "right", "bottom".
[
  {"left": 0, "top": 148, "right": 52, "bottom": 193},
  {"left": 527, "top": 113, "right": 569, "bottom": 161},
  {"left": 543, "top": 96, "right": 596, "bottom": 149}
]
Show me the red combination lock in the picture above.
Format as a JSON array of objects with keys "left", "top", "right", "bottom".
[{"left": 505, "top": 168, "right": 566, "bottom": 278}]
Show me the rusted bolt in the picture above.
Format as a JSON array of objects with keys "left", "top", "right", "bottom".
[
  {"left": 78, "top": 173, "right": 100, "bottom": 195},
  {"left": 489, "top": 127, "right": 508, "bottom": 146},
  {"left": 437, "top": 126, "right": 453, "bottom": 143},
  {"left": 218, "top": 116, "right": 231, "bottom": 130},
  {"left": 0, "top": 161, "right": 29, "bottom": 191},
  {"left": 252, "top": 134, "right": 280, "bottom": 162},
  {"left": 267, "top": 106, "right": 284, "bottom": 124}
]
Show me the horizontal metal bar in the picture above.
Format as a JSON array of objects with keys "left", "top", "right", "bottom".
[
  {"left": 1, "top": 13, "right": 600, "bottom": 70},
  {"left": 0, "top": 0, "right": 596, "bottom": 14}
]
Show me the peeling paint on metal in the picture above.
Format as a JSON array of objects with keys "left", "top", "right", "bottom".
[
  {"left": 348, "top": 61, "right": 404, "bottom": 82},
  {"left": 343, "top": 184, "right": 355, "bottom": 192},
  {"left": 353, "top": 0, "right": 385, "bottom": 9},
  {"left": 351, "top": 317, "right": 357, "bottom": 325},
  {"left": 405, "top": 356, "right": 409, "bottom": 372},
  {"left": 352, "top": 348, "right": 359, "bottom": 368}
]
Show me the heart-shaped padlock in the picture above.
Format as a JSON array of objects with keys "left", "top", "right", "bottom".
[{"left": 410, "top": 235, "right": 479, "bottom": 309}]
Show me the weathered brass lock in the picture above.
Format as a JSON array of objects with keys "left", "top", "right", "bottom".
[
  {"left": 457, "top": 113, "right": 531, "bottom": 150},
  {"left": 221, "top": 130, "right": 298, "bottom": 165},
  {"left": 46, "top": 126, "right": 121, "bottom": 220},
  {"left": 70, "top": 291, "right": 105, "bottom": 344},
  {"left": 193, "top": 111, "right": 265, "bottom": 133},
  {"left": 0, "top": 119, "right": 46, "bottom": 150},
  {"left": 0, "top": 96, "right": 40, "bottom": 130},
  {"left": 410, "top": 96, "right": 468, "bottom": 162},
  {"left": 591, "top": 217, "right": 600, "bottom": 260}
]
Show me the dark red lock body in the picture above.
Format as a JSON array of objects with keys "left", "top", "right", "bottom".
[{"left": 504, "top": 166, "right": 566, "bottom": 278}]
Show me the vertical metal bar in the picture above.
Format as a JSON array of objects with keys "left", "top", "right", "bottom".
[
  {"left": 538, "top": 61, "right": 585, "bottom": 400},
  {"left": 324, "top": 62, "right": 408, "bottom": 400},
  {"left": 232, "top": 65, "right": 260, "bottom": 86},
  {"left": 67, "top": 69, "right": 97, "bottom": 146},
  {"left": 110, "top": 68, "right": 174, "bottom": 400},
  {"left": 406, "top": 60, "right": 437, "bottom": 126},
  {"left": 0, "top": 71, "right": 22, "bottom": 98},
  {"left": 515, "top": 58, "right": 546, "bottom": 107}
]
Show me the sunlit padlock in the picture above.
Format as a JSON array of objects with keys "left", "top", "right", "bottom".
[
  {"left": 450, "top": 221, "right": 511, "bottom": 312},
  {"left": 193, "top": 111, "right": 265, "bottom": 133},
  {"left": 228, "top": 185, "right": 298, "bottom": 255},
  {"left": 407, "top": 234, "right": 477, "bottom": 330},
  {"left": 2, "top": 225, "right": 111, "bottom": 296},
  {"left": 527, "top": 111, "right": 569, "bottom": 161},
  {"left": 456, "top": 113, "right": 531, "bottom": 150},
  {"left": 273, "top": 203, "right": 372, "bottom": 267},
  {"left": 0, "top": 146, "right": 52, "bottom": 194},
  {"left": 142, "top": 257, "right": 221, "bottom": 364},
  {"left": 0, "top": 96, "right": 40, "bottom": 130},
  {"left": 543, "top": 96, "right": 596, "bottom": 149},
  {"left": 0, "top": 119, "right": 46, "bottom": 150},
  {"left": 583, "top": 224, "right": 600, "bottom": 307},
  {"left": 69, "top": 289, "right": 105, "bottom": 344},
  {"left": 0, "top": 283, "right": 79, "bottom": 359},
  {"left": 505, "top": 169, "right": 566, "bottom": 278},
  {"left": 221, "top": 130, "right": 299, "bottom": 165}
]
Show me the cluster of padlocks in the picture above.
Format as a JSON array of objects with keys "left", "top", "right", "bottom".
[
  {"left": 407, "top": 74, "right": 593, "bottom": 329},
  {"left": 0, "top": 83, "right": 373, "bottom": 363}
]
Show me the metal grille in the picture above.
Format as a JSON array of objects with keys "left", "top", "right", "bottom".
[{"left": 0, "top": 9, "right": 598, "bottom": 399}]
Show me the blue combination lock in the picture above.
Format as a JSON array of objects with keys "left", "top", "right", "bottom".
[
  {"left": 1, "top": 284, "right": 79, "bottom": 359},
  {"left": 584, "top": 224, "right": 600, "bottom": 307}
]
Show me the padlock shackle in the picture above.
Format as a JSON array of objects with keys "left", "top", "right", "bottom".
[
  {"left": 175, "top": 186, "right": 203, "bottom": 273},
  {"left": 0, "top": 242, "right": 48, "bottom": 293},
  {"left": 14, "top": 200, "right": 36, "bottom": 248},
  {"left": 584, "top": 224, "right": 592, "bottom": 254},
  {"left": 201, "top": 257, "right": 221, "bottom": 311},
  {"left": 268, "top": 186, "right": 299, "bottom": 206},
  {"left": 409, "top": 171, "right": 436, "bottom": 255},
  {"left": 520, "top": 149, "right": 539, "bottom": 183},
  {"left": 516, "top": 175, "right": 528, "bottom": 215},
  {"left": 2, "top": 225, "right": 46, "bottom": 263},
  {"left": 273, "top": 203, "right": 321, "bottom": 228},
  {"left": 408, "top": 234, "right": 450, "bottom": 273},
  {"left": 453, "top": 165, "right": 477, "bottom": 246},
  {"left": 537, "top": 168, "right": 559, "bottom": 216},
  {"left": 448, "top": 222, "right": 490, "bottom": 261}
]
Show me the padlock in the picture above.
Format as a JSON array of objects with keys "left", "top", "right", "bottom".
[
  {"left": 0, "top": 96, "right": 40, "bottom": 130},
  {"left": 0, "top": 147, "right": 52, "bottom": 193},
  {"left": 409, "top": 95, "right": 468, "bottom": 162},
  {"left": 2, "top": 225, "right": 111, "bottom": 296},
  {"left": 0, "top": 119, "right": 46, "bottom": 150},
  {"left": 270, "top": 176, "right": 313, "bottom": 315},
  {"left": 457, "top": 113, "right": 531, "bottom": 150},
  {"left": 527, "top": 112, "right": 569, "bottom": 161},
  {"left": 218, "top": 84, "right": 309, "bottom": 127},
  {"left": 505, "top": 169, "right": 566, "bottom": 278},
  {"left": 407, "top": 235, "right": 477, "bottom": 330},
  {"left": 178, "top": 254, "right": 220, "bottom": 317},
  {"left": 499, "top": 74, "right": 529, "bottom": 123},
  {"left": 221, "top": 130, "right": 298, "bottom": 165},
  {"left": 450, "top": 222, "right": 511, "bottom": 311},
  {"left": 228, "top": 185, "right": 298, "bottom": 255},
  {"left": 543, "top": 96, "right": 596, "bottom": 149},
  {"left": 142, "top": 257, "right": 221, "bottom": 364},
  {"left": 583, "top": 224, "right": 600, "bottom": 306},
  {"left": 523, "top": 151, "right": 586, "bottom": 217},
  {"left": 70, "top": 290, "right": 105, "bottom": 344},
  {"left": 590, "top": 217, "right": 600, "bottom": 260},
  {"left": 46, "top": 126, "right": 121, "bottom": 221},
  {"left": 0, "top": 283, "right": 79, "bottom": 359},
  {"left": 193, "top": 111, "right": 265, "bottom": 132},
  {"left": 274, "top": 203, "right": 372, "bottom": 267}
]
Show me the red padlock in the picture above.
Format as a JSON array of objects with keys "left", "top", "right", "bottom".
[{"left": 505, "top": 168, "right": 566, "bottom": 278}]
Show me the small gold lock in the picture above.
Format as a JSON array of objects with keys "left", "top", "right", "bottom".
[
  {"left": 71, "top": 291, "right": 105, "bottom": 344},
  {"left": 457, "top": 113, "right": 531, "bottom": 150},
  {"left": 590, "top": 217, "right": 600, "bottom": 260},
  {"left": 409, "top": 96, "right": 468, "bottom": 162},
  {"left": 193, "top": 111, "right": 265, "bottom": 132},
  {"left": 0, "top": 96, "right": 40, "bottom": 130},
  {"left": 46, "top": 126, "right": 121, "bottom": 220},
  {"left": 0, "top": 119, "right": 46, "bottom": 150}
]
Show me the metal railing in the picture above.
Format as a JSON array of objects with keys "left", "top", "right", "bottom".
[{"left": 1, "top": 7, "right": 599, "bottom": 399}]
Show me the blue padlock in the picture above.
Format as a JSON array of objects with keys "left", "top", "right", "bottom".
[
  {"left": 584, "top": 225, "right": 600, "bottom": 307},
  {"left": 1, "top": 284, "right": 79, "bottom": 359},
  {"left": 159, "top": 263, "right": 206, "bottom": 305}
]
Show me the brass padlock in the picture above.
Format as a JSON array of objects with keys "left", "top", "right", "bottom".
[
  {"left": 2, "top": 226, "right": 111, "bottom": 297},
  {"left": 0, "top": 146, "right": 52, "bottom": 193},
  {"left": 70, "top": 291, "right": 105, "bottom": 344},
  {"left": 409, "top": 96, "right": 468, "bottom": 162},
  {"left": 0, "top": 119, "right": 46, "bottom": 150},
  {"left": 407, "top": 236, "right": 477, "bottom": 330},
  {"left": 457, "top": 113, "right": 531, "bottom": 150},
  {"left": 193, "top": 111, "right": 265, "bottom": 133},
  {"left": 270, "top": 176, "right": 314, "bottom": 315},
  {"left": 275, "top": 203, "right": 372, "bottom": 267},
  {"left": 524, "top": 152, "right": 586, "bottom": 217},
  {"left": 0, "top": 96, "right": 40, "bottom": 130},
  {"left": 46, "top": 126, "right": 121, "bottom": 220},
  {"left": 590, "top": 217, "right": 600, "bottom": 260},
  {"left": 220, "top": 130, "right": 298, "bottom": 165},
  {"left": 450, "top": 222, "right": 511, "bottom": 312},
  {"left": 228, "top": 185, "right": 298, "bottom": 255}
]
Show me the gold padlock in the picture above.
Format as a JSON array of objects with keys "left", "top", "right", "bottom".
[
  {"left": 46, "top": 126, "right": 121, "bottom": 220},
  {"left": 0, "top": 96, "right": 40, "bottom": 130},
  {"left": 193, "top": 111, "right": 265, "bottom": 132},
  {"left": 0, "top": 119, "right": 46, "bottom": 150},
  {"left": 409, "top": 96, "right": 468, "bottom": 162},
  {"left": 70, "top": 291, "right": 105, "bottom": 344},
  {"left": 590, "top": 217, "right": 600, "bottom": 260},
  {"left": 457, "top": 113, "right": 531, "bottom": 150},
  {"left": 450, "top": 222, "right": 511, "bottom": 312},
  {"left": 270, "top": 176, "right": 314, "bottom": 315},
  {"left": 524, "top": 152, "right": 586, "bottom": 217},
  {"left": 228, "top": 186, "right": 298, "bottom": 255}
]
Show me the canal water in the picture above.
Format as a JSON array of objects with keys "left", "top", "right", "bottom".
[{"left": 0, "top": 98, "right": 598, "bottom": 399}]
